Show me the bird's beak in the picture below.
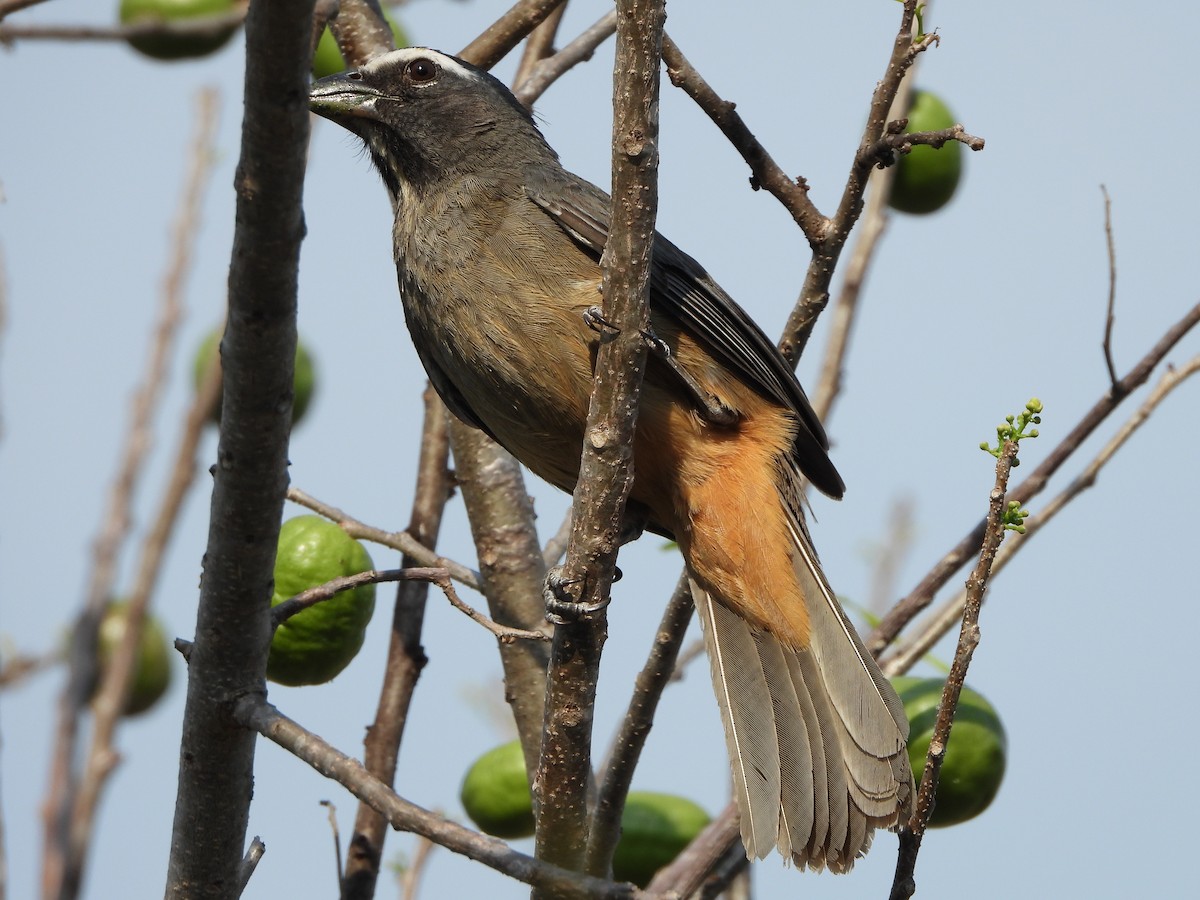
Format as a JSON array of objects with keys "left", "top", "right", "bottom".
[{"left": 310, "top": 73, "right": 382, "bottom": 122}]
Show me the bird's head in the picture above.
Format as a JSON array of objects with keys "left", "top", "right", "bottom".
[{"left": 310, "top": 47, "right": 556, "bottom": 203}]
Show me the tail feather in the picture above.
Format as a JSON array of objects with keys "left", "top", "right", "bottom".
[
  {"left": 693, "top": 588, "right": 781, "bottom": 859},
  {"left": 688, "top": 463, "right": 913, "bottom": 874}
]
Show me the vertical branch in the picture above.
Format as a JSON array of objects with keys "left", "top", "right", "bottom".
[
  {"left": 341, "top": 388, "right": 453, "bottom": 900},
  {"left": 586, "top": 576, "right": 693, "bottom": 874},
  {"left": 889, "top": 441, "right": 1019, "bottom": 899},
  {"left": 531, "top": 0, "right": 665, "bottom": 881},
  {"left": 1101, "top": 185, "right": 1119, "bottom": 388},
  {"left": 450, "top": 420, "right": 552, "bottom": 771},
  {"left": 164, "top": 2, "right": 314, "bottom": 896}
]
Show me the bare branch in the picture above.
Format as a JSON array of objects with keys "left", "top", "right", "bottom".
[
  {"left": 660, "top": 35, "right": 824, "bottom": 241},
  {"left": 868, "top": 299, "right": 1200, "bottom": 656},
  {"left": 1101, "top": 186, "right": 1119, "bottom": 387},
  {"left": 512, "top": 0, "right": 566, "bottom": 88},
  {"left": 342, "top": 387, "right": 453, "bottom": 900},
  {"left": 514, "top": 10, "right": 618, "bottom": 108},
  {"left": 587, "top": 576, "right": 692, "bottom": 874},
  {"left": 459, "top": 0, "right": 568, "bottom": 70},
  {"left": 164, "top": 3, "right": 314, "bottom": 895},
  {"left": 236, "top": 836, "right": 266, "bottom": 895},
  {"left": 234, "top": 696, "right": 639, "bottom": 899},
  {"left": 450, "top": 420, "right": 552, "bottom": 767},
  {"left": 645, "top": 803, "right": 742, "bottom": 896},
  {"left": 890, "top": 440, "right": 1020, "bottom": 898},
  {"left": 534, "top": 0, "right": 665, "bottom": 881},
  {"left": 882, "top": 355, "right": 1200, "bottom": 677},
  {"left": 286, "top": 486, "right": 482, "bottom": 591},
  {"left": 399, "top": 834, "right": 437, "bottom": 900}
]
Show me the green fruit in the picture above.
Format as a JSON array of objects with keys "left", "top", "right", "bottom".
[
  {"left": 97, "top": 602, "right": 173, "bottom": 716},
  {"left": 893, "top": 677, "right": 1007, "bottom": 827},
  {"left": 612, "top": 792, "right": 710, "bottom": 887},
  {"left": 267, "top": 516, "right": 376, "bottom": 686},
  {"left": 192, "top": 327, "right": 316, "bottom": 428},
  {"left": 460, "top": 740, "right": 536, "bottom": 839},
  {"left": 312, "top": 9, "right": 409, "bottom": 79},
  {"left": 119, "top": 0, "right": 240, "bottom": 61},
  {"left": 887, "top": 90, "right": 963, "bottom": 215}
]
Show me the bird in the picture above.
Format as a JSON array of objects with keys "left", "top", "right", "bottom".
[{"left": 310, "top": 46, "right": 912, "bottom": 873}]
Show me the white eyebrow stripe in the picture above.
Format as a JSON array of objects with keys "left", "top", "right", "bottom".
[{"left": 360, "top": 47, "right": 480, "bottom": 83}]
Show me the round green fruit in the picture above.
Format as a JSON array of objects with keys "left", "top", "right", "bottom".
[
  {"left": 460, "top": 740, "right": 536, "bottom": 839},
  {"left": 267, "top": 516, "right": 376, "bottom": 686},
  {"left": 119, "top": 0, "right": 240, "bottom": 61},
  {"left": 612, "top": 792, "right": 710, "bottom": 887},
  {"left": 192, "top": 327, "right": 316, "bottom": 428},
  {"left": 97, "top": 602, "right": 173, "bottom": 716},
  {"left": 312, "top": 10, "right": 409, "bottom": 79},
  {"left": 887, "top": 90, "right": 963, "bottom": 215},
  {"left": 893, "top": 676, "right": 1007, "bottom": 827}
]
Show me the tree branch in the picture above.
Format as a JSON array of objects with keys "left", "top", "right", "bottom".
[
  {"left": 342, "top": 388, "right": 454, "bottom": 900},
  {"left": 889, "top": 439, "right": 1020, "bottom": 899},
  {"left": 234, "top": 695, "right": 639, "bottom": 899},
  {"left": 459, "top": 0, "right": 568, "bottom": 70},
  {"left": 587, "top": 576, "right": 692, "bottom": 875},
  {"left": 164, "top": 3, "right": 314, "bottom": 896},
  {"left": 533, "top": 0, "right": 664, "bottom": 881},
  {"left": 868, "top": 299, "right": 1200, "bottom": 656},
  {"left": 881, "top": 354, "right": 1200, "bottom": 677},
  {"left": 450, "top": 420, "right": 553, "bottom": 773}
]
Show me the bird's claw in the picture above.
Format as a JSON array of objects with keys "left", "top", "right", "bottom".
[{"left": 543, "top": 566, "right": 613, "bottom": 624}]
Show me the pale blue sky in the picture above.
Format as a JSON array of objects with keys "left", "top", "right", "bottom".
[{"left": 3, "top": 2, "right": 1198, "bottom": 898}]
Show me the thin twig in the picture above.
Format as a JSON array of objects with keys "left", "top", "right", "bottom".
[
  {"left": 235, "top": 837, "right": 266, "bottom": 895},
  {"left": 400, "top": 834, "right": 437, "bottom": 900},
  {"left": 882, "top": 355, "right": 1200, "bottom": 677},
  {"left": 512, "top": 0, "right": 565, "bottom": 88},
  {"left": 868, "top": 299, "right": 1200, "bottom": 656},
  {"left": 286, "top": 486, "right": 482, "bottom": 591},
  {"left": 810, "top": 21, "right": 922, "bottom": 423},
  {"left": 889, "top": 440, "right": 1020, "bottom": 899},
  {"left": 660, "top": 35, "right": 823, "bottom": 241},
  {"left": 1101, "top": 185, "right": 1119, "bottom": 388},
  {"left": 514, "top": 9, "right": 618, "bottom": 108},
  {"left": 0, "top": 648, "right": 61, "bottom": 689},
  {"left": 321, "top": 800, "right": 343, "bottom": 886},
  {"left": 783, "top": 8, "right": 949, "bottom": 365},
  {"left": 234, "top": 696, "right": 639, "bottom": 899}
]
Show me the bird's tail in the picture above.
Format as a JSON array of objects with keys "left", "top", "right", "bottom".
[{"left": 687, "top": 461, "right": 913, "bottom": 872}]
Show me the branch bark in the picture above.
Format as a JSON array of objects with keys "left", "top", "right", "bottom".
[
  {"left": 164, "top": 3, "right": 314, "bottom": 895},
  {"left": 533, "top": 0, "right": 665, "bottom": 883},
  {"left": 342, "top": 390, "right": 454, "bottom": 900}
]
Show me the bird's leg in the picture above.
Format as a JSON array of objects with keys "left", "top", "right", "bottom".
[{"left": 583, "top": 306, "right": 738, "bottom": 426}]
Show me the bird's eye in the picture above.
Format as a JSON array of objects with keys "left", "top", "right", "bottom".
[{"left": 405, "top": 58, "right": 439, "bottom": 84}]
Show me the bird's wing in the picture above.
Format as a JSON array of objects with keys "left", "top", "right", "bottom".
[{"left": 526, "top": 174, "right": 844, "bottom": 498}]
